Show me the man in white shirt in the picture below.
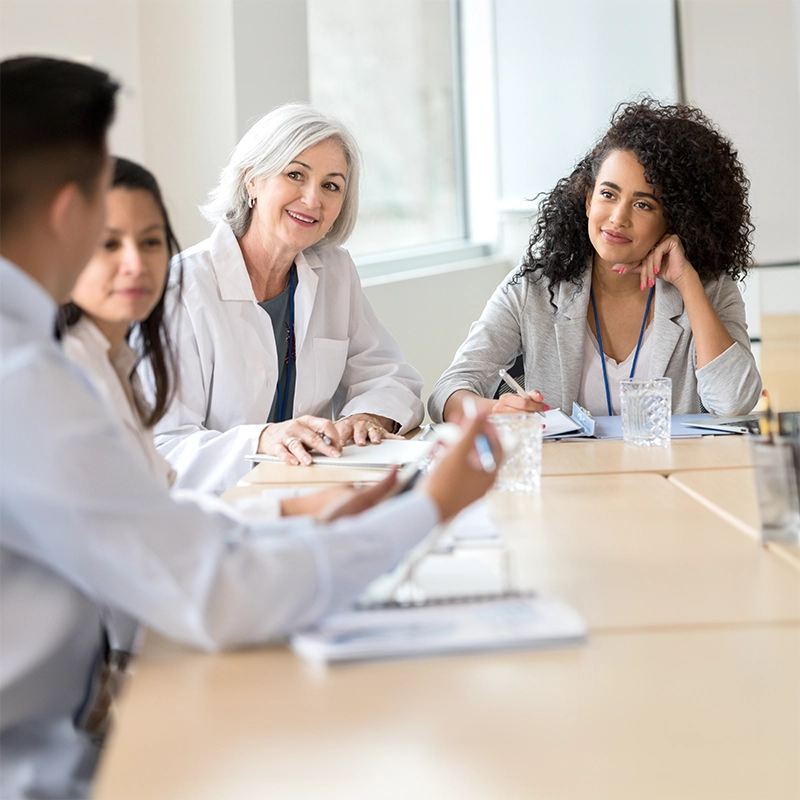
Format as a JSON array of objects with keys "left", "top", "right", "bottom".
[{"left": 0, "top": 56, "right": 498, "bottom": 799}]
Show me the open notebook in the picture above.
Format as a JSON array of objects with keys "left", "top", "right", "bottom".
[
  {"left": 538, "top": 405, "right": 758, "bottom": 440},
  {"left": 247, "top": 439, "right": 434, "bottom": 469},
  {"left": 290, "top": 592, "right": 587, "bottom": 664}
]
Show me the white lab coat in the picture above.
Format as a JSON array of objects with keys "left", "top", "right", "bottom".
[
  {"left": 150, "top": 223, "right": 425, "bottom": 494},
  {"left": 62, "top": 316, "right": 175, "bottom": 490},
  {"left": 0, "top": 257, "right": 439, "bottom": 799}
]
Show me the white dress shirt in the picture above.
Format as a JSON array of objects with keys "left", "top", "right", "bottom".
[
  {"left": 0, "top": 257, "right": 438, "bottom": 799},
  {"left": 148, "top": 223, "right": 425, "bottom": 494}
]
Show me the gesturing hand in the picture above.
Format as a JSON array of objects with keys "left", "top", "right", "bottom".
[
  {"left": 420, "top": 411, "right": 502, "bottom": 522},
  {"left": 280, "top": 469, "right": 400, "bottom": 521}
]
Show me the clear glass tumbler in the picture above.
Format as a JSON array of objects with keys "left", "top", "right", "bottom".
[
  {"left": 490, "top": 413, "right": 543, "bottom": 491},
  {"left": 619, "top": 377, "right": 672, "bottom": 447},
  {"left": 751, "top": 438, "right": 800, "bottom": 543}
]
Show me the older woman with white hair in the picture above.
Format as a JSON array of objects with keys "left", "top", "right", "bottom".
[{"left": 148, "top": 103, "right": 424, "bottom": 493}]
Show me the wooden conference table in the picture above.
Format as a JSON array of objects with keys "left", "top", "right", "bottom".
[{"left": 94, "top": 436, "right": 800, "bottom": 800}]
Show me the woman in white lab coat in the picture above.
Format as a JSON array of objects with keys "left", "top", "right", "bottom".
[
  {"left": 61, "top": 155, "right": 385, "bottom": 515},
  {"left": 149, "top": 103, "right": 425, "bottom": 493},
  {"left": 59, "top": 156, "right": 178, "bottom": 491},
  {"left": 58, "top": 154, "right": 419, "bottom": 660}
]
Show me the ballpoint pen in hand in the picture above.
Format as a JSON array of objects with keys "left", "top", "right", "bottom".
[{"left": 498, "top": 369, "right": 547, "bottom": 419}]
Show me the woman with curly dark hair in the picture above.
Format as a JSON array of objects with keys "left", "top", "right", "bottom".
[{"left": 429, "top": 98, "right": 761, "bottom": 422}]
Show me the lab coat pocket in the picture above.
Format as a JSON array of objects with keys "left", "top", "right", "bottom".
[{"left": 309, "top": 337, "right": 349, "bottom": 410}]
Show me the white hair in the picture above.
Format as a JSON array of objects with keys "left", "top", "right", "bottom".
[{"left": 200, "top": 102, "right": 361, "bottom": 247}]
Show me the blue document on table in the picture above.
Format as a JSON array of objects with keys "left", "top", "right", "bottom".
[{"left": 542, "top": 405, "right": 759, "bottom": 441}]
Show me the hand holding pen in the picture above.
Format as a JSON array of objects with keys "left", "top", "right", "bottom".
[
  {"left": 494, "top": 369, "right": 550, "bottom": 418},
  {"left": 420, "top": 408, "right": 502, "bottom": 521}
]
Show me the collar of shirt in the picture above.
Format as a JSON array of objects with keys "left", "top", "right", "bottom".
[
  {"left": 72, "top": 315, "right": 139, "bottom": 384},
  {"left": 0, "top": 257, "right": 58, "bottom": 341}
]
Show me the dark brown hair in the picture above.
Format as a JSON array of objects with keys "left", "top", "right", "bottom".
[{"left": 59, "top": 157, "right": 182, "bottom": 427}]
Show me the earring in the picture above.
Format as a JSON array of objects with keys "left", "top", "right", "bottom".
[{"left": 247, "top": 195, "right": 256, "bottom": 209}]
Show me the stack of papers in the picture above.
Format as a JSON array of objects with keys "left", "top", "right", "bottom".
[
  {"left": 247, "top": 439, "right": 434, "bottom": 469},
  {"left": 291, "top": 594, "right": 587, "bottom": 663},
  {"left": 539, "top": 408, "right": 759, "bottom": 441}
]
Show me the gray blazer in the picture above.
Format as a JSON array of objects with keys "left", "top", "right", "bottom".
[{"left": 428, "top": 267, "right": 761, "bottom": 421}]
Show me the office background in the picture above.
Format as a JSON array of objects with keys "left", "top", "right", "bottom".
[{"left": 1, "top": 0, "right": 798, "bottom": 404}]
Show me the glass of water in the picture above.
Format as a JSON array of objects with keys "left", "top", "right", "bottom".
[
  {"left": 751, "top": 438, "right": 800, "bottom": 543},
  {"left": 490, "top": 413, "right": 543, "bottom": 491},
  {"left": 620, "top": 377, "right": 672, "bottom": 447}
]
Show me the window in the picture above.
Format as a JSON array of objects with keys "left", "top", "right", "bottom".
[{"left": 307, "top": 0, "right": 465, "bottom": 259}]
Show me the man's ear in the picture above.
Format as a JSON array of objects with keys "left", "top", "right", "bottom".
[{"left": 48, "top": 182, "right": 81, "bottom": 244}]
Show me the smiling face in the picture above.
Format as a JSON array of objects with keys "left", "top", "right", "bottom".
[
  {"left": 246, "top": 137, "right": 348, "bottom": 260},
  {"left": 585, "top": 149, "right": 669, "bottom": 270},
  {"left": 70, "top": 187, "right": 169, "bottom": 348}
]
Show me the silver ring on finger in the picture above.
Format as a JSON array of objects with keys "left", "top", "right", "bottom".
[{"left": 284, "top": 436, "right": 301, "bottom": 447}]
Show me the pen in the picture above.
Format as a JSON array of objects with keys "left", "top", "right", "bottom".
[
  {"left": 498, "top": 369, "right": 547, "bottom": 419},
  {"left": 758, "top": 390, "right": 774, "bottom": 442},
  {"left": 462, "top": 396, "right": 497, "bottom": 473}
]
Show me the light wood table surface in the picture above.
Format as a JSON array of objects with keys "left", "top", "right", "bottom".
[
  {"left": 669, "top": 467, "right": 761, "bottom": 537},
  {"left": 489, "top": 473, "right": 800, "bottom": 630},
  {"left": 540, "top": 433, "right": 753, "bottom": 476},
  {"left": 94, "top": 623, "right": 800, "bottom": 800},
  {"left": 234, "top": 435, "right": 754, "bottom": 491},
  {"left": 669, "top": 466, "right": 800, "bottom": 571},
  {"left": 227, "top": 472, "right": 800, "bottom": 630},
  {"left": 95, "top": 466, "right": 800, "bottom": 800}
]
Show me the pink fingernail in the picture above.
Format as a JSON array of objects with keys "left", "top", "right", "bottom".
[
  {"left": 640, "top": 282, "right": 645, "bottom": 290},
  {"left": 654, "top": 266, "right": 659, "bottom": 274},
  {"left": 619, "top": 267, "right": 625, "bottom": 274},
  {"left": 648, "top": 278, "right": 654, "bottom": 288},
  {"left": 543, "top": 404, "right": 551, "bottom": 411}
]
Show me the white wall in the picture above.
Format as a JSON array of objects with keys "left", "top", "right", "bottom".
[
  {"left": 137, "top": 0, "right": 238, "bottom": 248},
  {"left": 493, "top": 0, "right": 678, "bottom": 211},
  {"left": 362, "top": 256, "right": 514, "bottom": 410},
  {"left": 680, "top": 0, "right": 800, "bottom": 267},
  {"left": 0, "top": 0, "right": 144, "bottom": 161}
]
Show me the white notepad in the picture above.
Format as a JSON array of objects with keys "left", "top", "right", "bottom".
[
  {"left": 290, "top": 593, "right": 587, "bottom": 663},
  {"left": 247, "top": 439, "right": 434, "bottom": 469}
]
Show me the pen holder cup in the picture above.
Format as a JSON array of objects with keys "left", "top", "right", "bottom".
[
  {"left": 620, "top": 377, "right": 672, "bottom": 447},
  {"left": 490, "top": 413, "right": 543, "bottom": 492},
  {"left": 750, "top": 436, "right": 800, "bottom": 544}
]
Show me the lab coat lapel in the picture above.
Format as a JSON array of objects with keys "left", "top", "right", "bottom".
[
  {"left": 293, "top": 249, "right": 320, "bottom": 357},
  {"left": 554, "top": 274, "right": 591, "bottom": 410},
  {"left": 209, "top": 224, "right": 257, "bottom": 301},
  {"left": 649, "top": 283, "right": 684, "bottom": 379}
]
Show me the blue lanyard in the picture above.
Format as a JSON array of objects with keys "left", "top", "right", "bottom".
[
  {"left": 590, "top": 285, "right": 654, "bottom": 416},
  {"left": 276, "top": 267, "right": 296, "bottom": 423}
]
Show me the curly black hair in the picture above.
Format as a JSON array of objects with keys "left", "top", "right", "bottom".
[{"left": 515, "top": 98, "right": 754, "bottom": 303}]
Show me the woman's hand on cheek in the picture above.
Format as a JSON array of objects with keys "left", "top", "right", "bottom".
[{"left": 612, "top": 233, "right": 697, "bottom": 291}]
